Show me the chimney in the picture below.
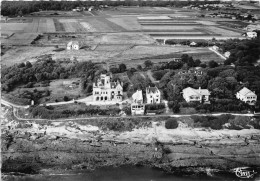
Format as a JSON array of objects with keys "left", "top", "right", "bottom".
[{"left": 199, "top": 87, "right": 201, "bottom": 93}]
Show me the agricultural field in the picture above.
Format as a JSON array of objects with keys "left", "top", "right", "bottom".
[{"left": 1, "top": 6, "right": 248, "bottom": 68}]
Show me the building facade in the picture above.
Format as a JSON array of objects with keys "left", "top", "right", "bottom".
[
  {"left": 131, "top": 89, "right": 144, "bottom": 115},
  {"left": 236, "top": 87, "right": 257, "bottom": 105},
  {"left": 146, "top": 86, "right": 161, "bottom": 104},
  {"left": 132, "top": 89, "right": 143, "bottom": 104},
  {"left": 92, "top": 74, "right": 123, "bottom": 102},
  {"left": 182, "top": 87, "right": 210, "bottom": 103}
]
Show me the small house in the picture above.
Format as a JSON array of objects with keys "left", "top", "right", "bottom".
[
  {"left": 146, "top": 86, "right": 161, "bottom": 104},
  {"left": 236, "top": 87, "right": 257, "bottom": 105},
  {"left": 190, "top": 42, "right": 197, "bottom": 46},
  {"left": 67, "top": 41, "right": 80, "bottom": 50},
  {"left": 246, "top": 32, "right": 257, "bottom": 38},
  {"left": 132, "top": 89, "right": 143, "bottom": 104},
  {"left": 182, "top": 87, "right": 210, "bottom": 103}
]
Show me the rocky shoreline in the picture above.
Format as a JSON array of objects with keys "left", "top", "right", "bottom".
[{"left": 2, "top": 119, "right": 260, "bottom": 179}]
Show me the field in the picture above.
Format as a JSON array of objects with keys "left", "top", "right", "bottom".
[{"left": 1, "top": 7, "right": 248, "bottom": 68}]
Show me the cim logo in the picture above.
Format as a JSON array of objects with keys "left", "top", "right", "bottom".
[{"left": 232, "top": 167, "right": 257, "bottom": 179}]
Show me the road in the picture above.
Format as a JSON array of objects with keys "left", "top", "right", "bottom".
[
  {"left": 208, "top": 47, "right": 227, "bottom": 60},
  {"left": 1, "top": 99, "right": 30, "bottom": 109},
  {"left": 2, "top": 98, "right": 258, "bottom": 122}
]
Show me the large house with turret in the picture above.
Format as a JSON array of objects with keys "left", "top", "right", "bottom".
[{"left": 93, "top": 74, "right": 123, "bottom": 102}]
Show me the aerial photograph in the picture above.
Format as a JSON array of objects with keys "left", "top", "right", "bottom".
[{"left": 1, "top": 0, "right": 260, "bottom": 180}]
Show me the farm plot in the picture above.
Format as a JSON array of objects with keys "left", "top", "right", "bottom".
[
  {"left": 1, "top": 33, "right": 40, "bottom": 45},
  {"left": 53, "top": 18, "right": 65, "bottom": 32},
  {"left": 141, "top": 25, "right": 199, "bottom": 30},
  {"left": 204, "top": 26, "right": 241, "bottom": 36},
  {"left": 137, "top": 16, "right": 171, "bottom": 20},
  {"left": 94, "top": 44, "right": 133, "bottom": 52},
  {"left": 53, "top": 49, "right": 120, "bottom": 63},
  {"left": 38, "top": 18, "right": 47, "bottom": 32},
  {"left": 58, "top": 19, "right": 86, "bottom": 32},
  {"left": 217, "top": 21, "right": 249, "bottom": 29},
  {"left": 107, "top": 17, "right": 142, "bottom": 31},
  {"left": 99, "top": 33, "right": 156, "bottom": 44},
  {"left": 7, "top": 18, "right": 33, "bottom": 23},
  {"left": 1, "top": 23, "right": 29, "bottom": 32},
  {"left": 46, "top": 18, "right": 56, "bottom": 32},
  {"left": 80, "top": 22, "right": 95, "bottom": 32},
  {"left": 81, "top": 18, "right": 125, "bottom": 32}
]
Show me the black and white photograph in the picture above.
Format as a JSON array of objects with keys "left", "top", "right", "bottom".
[{"left": 1, "top": 0, "right": 260, "bottom": 180}]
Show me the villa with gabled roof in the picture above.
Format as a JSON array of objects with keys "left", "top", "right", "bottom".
[
  {"left": 146, "top": 86, "right": 160, "bottom": 104},
  {"left": 92, "top": 74, "right": 123, "bottom": 102},
  {"left": 182, "top": 87, "right": 210, "bottom": 103},
  {"left": 236, "top": 87, "right": 257, "bottom": 105}
]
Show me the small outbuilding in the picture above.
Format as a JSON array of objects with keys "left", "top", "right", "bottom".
[{"left": 67, "top": 41, "right": 80, "bottom": 50}]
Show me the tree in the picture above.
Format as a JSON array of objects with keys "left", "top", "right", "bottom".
[
  {"left": 165, "top": 118, "right": 178, "bottom": 129},
  {"left": 118, "top": 63, "right": 126, "bottom": 72},
  {"left": 171, "top": 101, "right": 180, "bottom": 113},
  {"left": 137, "top": 65, "right": 142, "bottom": 71},
  {"left": 199, "top": 63, "right": 206, "bottom": 68},
  {"left": 144, "top": 60, "right": 153, "bottom": 68},
  {"left": 208, "top": 60, "right": 218, "bottom": 68},
  {"left": 63, "top": 96, "right": 69, "bottom": 101},
  {"left": 194, "top": 59, "right": 201, "bottom": 67},
  {"left": 187, "top": 57, "right": 195, "bottom": 67}
]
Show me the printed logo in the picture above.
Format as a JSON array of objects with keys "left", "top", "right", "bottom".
[{"left": 232, "top": 167, "right": 257, "bottom": 179}]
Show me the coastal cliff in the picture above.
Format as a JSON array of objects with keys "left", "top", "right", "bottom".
[{"left": 2, "top": 118, "right": 260, "bottom": 177}]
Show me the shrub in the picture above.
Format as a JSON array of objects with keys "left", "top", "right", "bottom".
[
  {"left": 165, "top": 118, "right": 178, "bottom": 129},
  {"left": 145, "top": 103, "right": 165, "bottom": 111}
]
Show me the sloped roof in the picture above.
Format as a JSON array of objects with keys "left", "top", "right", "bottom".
[
  {"left": 132, "top": 90, "right": 143, "bottom": 102},
  {"left": 183, "top": 87, "right": 210, "bottom": 96},
  {"left": 146, "top": 86, "right": 159, "bottom": 94},
  {"left": 238, "top": 87, "right": 256, "bottom": 96}
]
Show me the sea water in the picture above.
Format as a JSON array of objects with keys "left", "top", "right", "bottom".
[{"left": 4, "top": 166, "right": 260, "bottom": 181}]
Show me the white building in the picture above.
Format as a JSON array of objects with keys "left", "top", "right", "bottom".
[
  {"left": 146, "top": 86, "right": 161, "bottom": 104},
  {"left": 246, "top": 32, "right": 257, "bottom": 38},
  {"left": 131, "top": 89, "right": 144, "bottom": 115},
  {"left": 67, "top": 41, "right": 80, "bottom": 50},
  {"left": 236, "top": 87, "right": 257, "bottom": 105},
  {"left": 132, "top": 89, "right": 143, "bottom": 104},
  {"left": 182, "top": 87, "right": 210, "bottom": 103},
  {"left": 190, "top": 42, "right": 197, "bottom": 46},
  {"left": 131, "top": 103, "right": 145, "bottom": 115},
  {"left": 92, "top": 74, "right": 123, "bottom": 102},
  {"left": 224, "top": 51, "right": 231, "bottom": 58},
  {"left": 212, "top": 45, "right": 219, "bottom": 51}
]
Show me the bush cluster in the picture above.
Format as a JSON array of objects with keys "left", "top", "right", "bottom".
[
  {"left": 165, "top": 118, "right": 179, "bottom": 129},
  {"left": 29, "top": 105, "right": 121, "bottom": 119}
]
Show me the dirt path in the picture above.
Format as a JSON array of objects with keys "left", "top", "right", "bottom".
[{"left": 146, "top": 70, "right": 159, "bottom": 83}]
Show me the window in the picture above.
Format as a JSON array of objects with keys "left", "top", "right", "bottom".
[
  {"left": 150, "top": 96, "right": 152, "bottom": 98},
  {"left": 96, "top": 97, "right": 99, "bottom": 101},
  {"left": 118, "top": 91, "right": 120, "bottom": 94},
  {"left": 105, "top": 96, "right": 107, "bottom": 101},
  {"left": 156, "top": 99, "right": 158, "bottom": 102},
  {"left": 101, "top": 97, "right": 103, "bottom": 101}
]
